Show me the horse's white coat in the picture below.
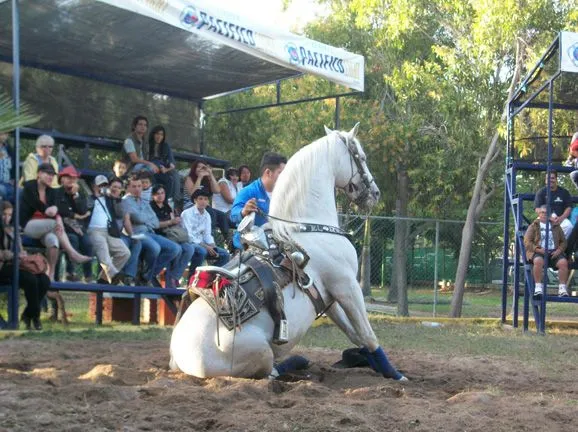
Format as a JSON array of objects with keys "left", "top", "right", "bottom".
[{"left": 170, "top": 125, "right": 382, "bottom": 378}]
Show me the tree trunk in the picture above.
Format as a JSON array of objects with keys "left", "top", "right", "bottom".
[
  {"left": 450, "top": 39, "right": 526, "bottom": 317},
  {"left": 360, "top": 218, "right": 372, "bottom": 296},
  {"left": 393, "top": 166, "right": 410, "bottom": 316}
]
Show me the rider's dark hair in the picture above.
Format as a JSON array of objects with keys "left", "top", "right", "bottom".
[
  {"left": 131, "top": 115, "right": 148, "bottom": 131},
  {"left": 260, "top": 152, "right": 287, "bottom": 176}
]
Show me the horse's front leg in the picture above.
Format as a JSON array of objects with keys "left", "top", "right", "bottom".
[{"left": 330, "top": 276, "right": 407, "bottom": 381}]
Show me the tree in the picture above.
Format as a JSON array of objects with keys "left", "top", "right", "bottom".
[{"left": 0, "top": 92, "right": 40, "bottom": 133}]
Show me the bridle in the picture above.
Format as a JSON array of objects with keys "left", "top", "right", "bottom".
[
  {"left": 259, "top": 131, "right": 376, "bottom": 239},
  {"left": 336, "top": 132, "right": 376, "bottom": 207}
]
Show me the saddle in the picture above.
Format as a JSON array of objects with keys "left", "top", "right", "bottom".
[{"left": 180, "top": 227, "right": 328, "bottom": 345}]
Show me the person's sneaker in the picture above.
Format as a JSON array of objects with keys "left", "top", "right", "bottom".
[
  {"left": 533, "top": 286, "right": 543, "bottom": 297},
  {"left": 110, "top": 273, "right": 125, "bottom": 285},
  {"left": 32, "top": 317, "right": 42, "bottom": 331},
  {"left": 82, "top": 277, "right": 96, "bottom": 284},
  {"left": 124, "top": 276, "right": 136, "bottom": 286},
  {"left": 96, "top": 278, "right": 109, "bottom": 285},
  {"left": 65, "top": 272, "right": 80, "bottom": 282},
  {"left": 559, "top": 287, "right": 569, "bottom": 297}
]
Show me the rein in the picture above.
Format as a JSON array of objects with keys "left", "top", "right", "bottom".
[{"left": 258, "top": 210, "right": 350, "bottom": 238}]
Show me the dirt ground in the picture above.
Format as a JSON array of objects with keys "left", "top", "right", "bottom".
[{"left": 1, "top": 338, "right": 576, "bottom": 432}]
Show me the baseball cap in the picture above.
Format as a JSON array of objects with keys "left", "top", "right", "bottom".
[
  {"left": 37, "top": 163, "right": 56, "bottom": 175},
  {"left": 94, "top": 175, "right": 109, "bottom": 186},
  {"left": 58, "top": 165, "right": 80, "bottom": 178}
]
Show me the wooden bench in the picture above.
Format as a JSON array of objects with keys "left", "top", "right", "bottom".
[{"left": 50, "top": 281, "right": 185, "bottom": 325}]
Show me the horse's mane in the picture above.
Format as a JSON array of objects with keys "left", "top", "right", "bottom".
[{"left": 270, "top": 132, "right": 342, "bottom": 240}]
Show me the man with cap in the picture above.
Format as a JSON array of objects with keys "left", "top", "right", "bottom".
[
  {"left": 181, "top": 188, "right": 230, "bottom": 276},
  {"left": 534, "top": 170, "right": 573, "bottom": 239},
  {"left": 122, "top": 173, "right": 180, "bottom": 286},
  {"left": 55, "top": 166, "right": 93, "bottom": 282},
  {"left": 87, "top": 175, "right": 130, "bottom": 284}
]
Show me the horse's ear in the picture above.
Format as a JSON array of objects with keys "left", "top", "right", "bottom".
[
  {"left": 324, "top": 125, "right": 333, "bottom": 136},
  {"left": 349, "top": 122, "right": 360, "bottom": 138}
]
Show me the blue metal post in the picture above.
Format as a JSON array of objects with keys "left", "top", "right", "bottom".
[{"left": 8, "top": 0, "right": 21, "bottom": 330}]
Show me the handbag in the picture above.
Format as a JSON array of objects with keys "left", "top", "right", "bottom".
[
  {"left": 19, "top": 254, "right": 49, "bottom": 275},
  {"left": 162, "top": 225, "right": 189, "bottom": 243},
  {"left": 95, "top": 196, "right": 121, "bottom": 238}
]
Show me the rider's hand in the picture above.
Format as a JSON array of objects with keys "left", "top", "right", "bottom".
[
  {"left": 205, "top": 245, "right": 218, "bottom": 257},
  {"left": 241, "top": 198, "right": 258, "bottom": 217}
]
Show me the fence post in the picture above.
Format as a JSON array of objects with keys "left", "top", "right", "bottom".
[
  {"left": 433, "top": 220, "right": 440, "bottom": 317},
  {"left": 360, "top": 217, "right": 371, "bottom": 296}
]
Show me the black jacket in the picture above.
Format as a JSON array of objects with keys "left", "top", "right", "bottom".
[{"left": 20, "top": 180, "right": 59, "bottom": 227}]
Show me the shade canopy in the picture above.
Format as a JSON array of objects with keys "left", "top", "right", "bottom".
[{"left": 0, "top": 0, "right": 365, "bottom": 101}]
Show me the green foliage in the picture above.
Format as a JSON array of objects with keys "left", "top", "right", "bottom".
[{"left": 0, "top": 92, "right": 41, "bottom": 133}]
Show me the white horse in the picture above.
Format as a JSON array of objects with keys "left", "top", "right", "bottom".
[{"left": 170, "top": 123, "right": 406, "bottom": 381}]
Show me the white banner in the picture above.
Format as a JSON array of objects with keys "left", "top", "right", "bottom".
[
  {"left": 95, "top": 0, "right": 365, "bottom": 92},
  {"left": 560, "top": 31, "right": 578, "bottom": 73}
]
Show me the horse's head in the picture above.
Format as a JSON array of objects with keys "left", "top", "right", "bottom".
[{"left": 325, "top": 123, "right": 381, "bottom": 210}]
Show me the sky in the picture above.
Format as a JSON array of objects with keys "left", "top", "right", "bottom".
[{"left": 215, "top": 0, "right": 328, "bottom": 32}]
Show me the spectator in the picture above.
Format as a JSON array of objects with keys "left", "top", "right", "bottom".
[
  {"left": 0, "top": 132, "right": 14, "bottom": 202},
  {"left": 183, "top": 160, "right": 230, "bottom": 244},
  {"left": 122, "top": 174, "right": 180, "bottom": 287},
  {"left": 150, "top": 184, "right": 194, "bottom": 287},
  {"left": 565, "top": 132, "right": 578, "bottom": 187},
  {"left": 121, "top": 115, "right": 158, "bottom": 174},
  {"left": 148, "top": 125, "right": 182, "bottom": 206},
  {"left": 112, "top": 159, "right": 129, "bottom": 189},
  {"left": 534, "top": 171, "right": 573, "bottom": 239},
  {"left": 139, "top": 170, "right": 154, "bottom": 203},
  {"left": 230, "top": 152, "right": 287, "bottom": 249},
  {"left": 87, "top": 176, "right": 130, "bottom": 284},
  {"left": 106, "top": 175, "right": 142, "bottom": 286},
  {"left": 524, "top": 205, "right": 569, "bottom": 297},
  {"left": 182, "top": 188, "right": 230, "bottom": 276},
  {"left": 0, "top": 201, "right": 50, "bottom": 330},
  {"left": 55, "top": 166, "right": 93, "bottom": 283},
  {"left": 238, "top": 164, "right": 252, "bottom": 188},
  {"left": 20, "top": 163, "right": 91, "bottom": 280},
  {"left": 213, "top": 167, "right": 241, "bottom": 215},
  {"left": 21, "top": 135, "right": 59, "bottom": 187}
]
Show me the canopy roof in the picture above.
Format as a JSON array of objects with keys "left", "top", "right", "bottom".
[{"left": 0, "top": 0, "right": 365, "bottom": 101}]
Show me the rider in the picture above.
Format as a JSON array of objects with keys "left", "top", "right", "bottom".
[{"left": 229, "top": 152, "right": 287, "bottom": 250}]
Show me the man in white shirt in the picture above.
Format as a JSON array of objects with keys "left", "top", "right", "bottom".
[
  {"left": 87, "top": 175, "right": 130, "bottom": 284},
  {"left": 181, "top": 189, "right": 230, "bottom": 276}
]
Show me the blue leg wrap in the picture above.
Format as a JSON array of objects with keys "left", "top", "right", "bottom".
[
  {"left": 274, "top": 355, "right": 310, "bottom": 376},
  {"left": 372, "top": 346, "right": 403, "bottom": 380},
  {"left": 359, "top": 347, "right": 379, "bottom": 372}
]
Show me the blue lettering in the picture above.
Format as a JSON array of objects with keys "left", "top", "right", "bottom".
[
  {"left": 246, "top": 30, "right": 256, "bottom": 46},
  {"left": 336, "top": 59, "right": 344, "bottom": 73},
  {"left": 198, "top": 11, "right": 208, "bottom": 30}
]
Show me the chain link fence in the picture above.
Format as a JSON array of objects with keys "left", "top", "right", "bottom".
[{"left": 4, "top": 215, "right": 578, "bottom": 325}]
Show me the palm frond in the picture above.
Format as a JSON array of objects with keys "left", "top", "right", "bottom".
[{"left": 0, "top": 92, "right": 41, "bottom": 133}]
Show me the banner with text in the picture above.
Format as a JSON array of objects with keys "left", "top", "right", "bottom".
[{"left": 96, "top": 0, "right": 365, "bottom": 92}]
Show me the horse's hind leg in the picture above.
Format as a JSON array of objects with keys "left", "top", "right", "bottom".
[{"left": 330, "top": 277, "right": 406, "bottom": 381}]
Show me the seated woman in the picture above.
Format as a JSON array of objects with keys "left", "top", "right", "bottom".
[
  {"left": 147, "top": 125, "right": 182, "bottom": 208},
  {"left": 150, "top": 184, "right": 194, "bottom": 288},
  {"left": 20, "top": 163, "right": 92, "bottom": 281},
  {"left": 183, "top": 160, "right": 230, "bottom": 245},
  {"left": 213, "top": 167, "right": 241, "bottom": 220},
  {"left": 0, "top": 201, "right": 50, "bottom": 330}
]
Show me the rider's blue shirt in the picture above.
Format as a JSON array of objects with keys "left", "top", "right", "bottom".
[{"left": 230, "top": 178, "right": 270, "bottom": 249}]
